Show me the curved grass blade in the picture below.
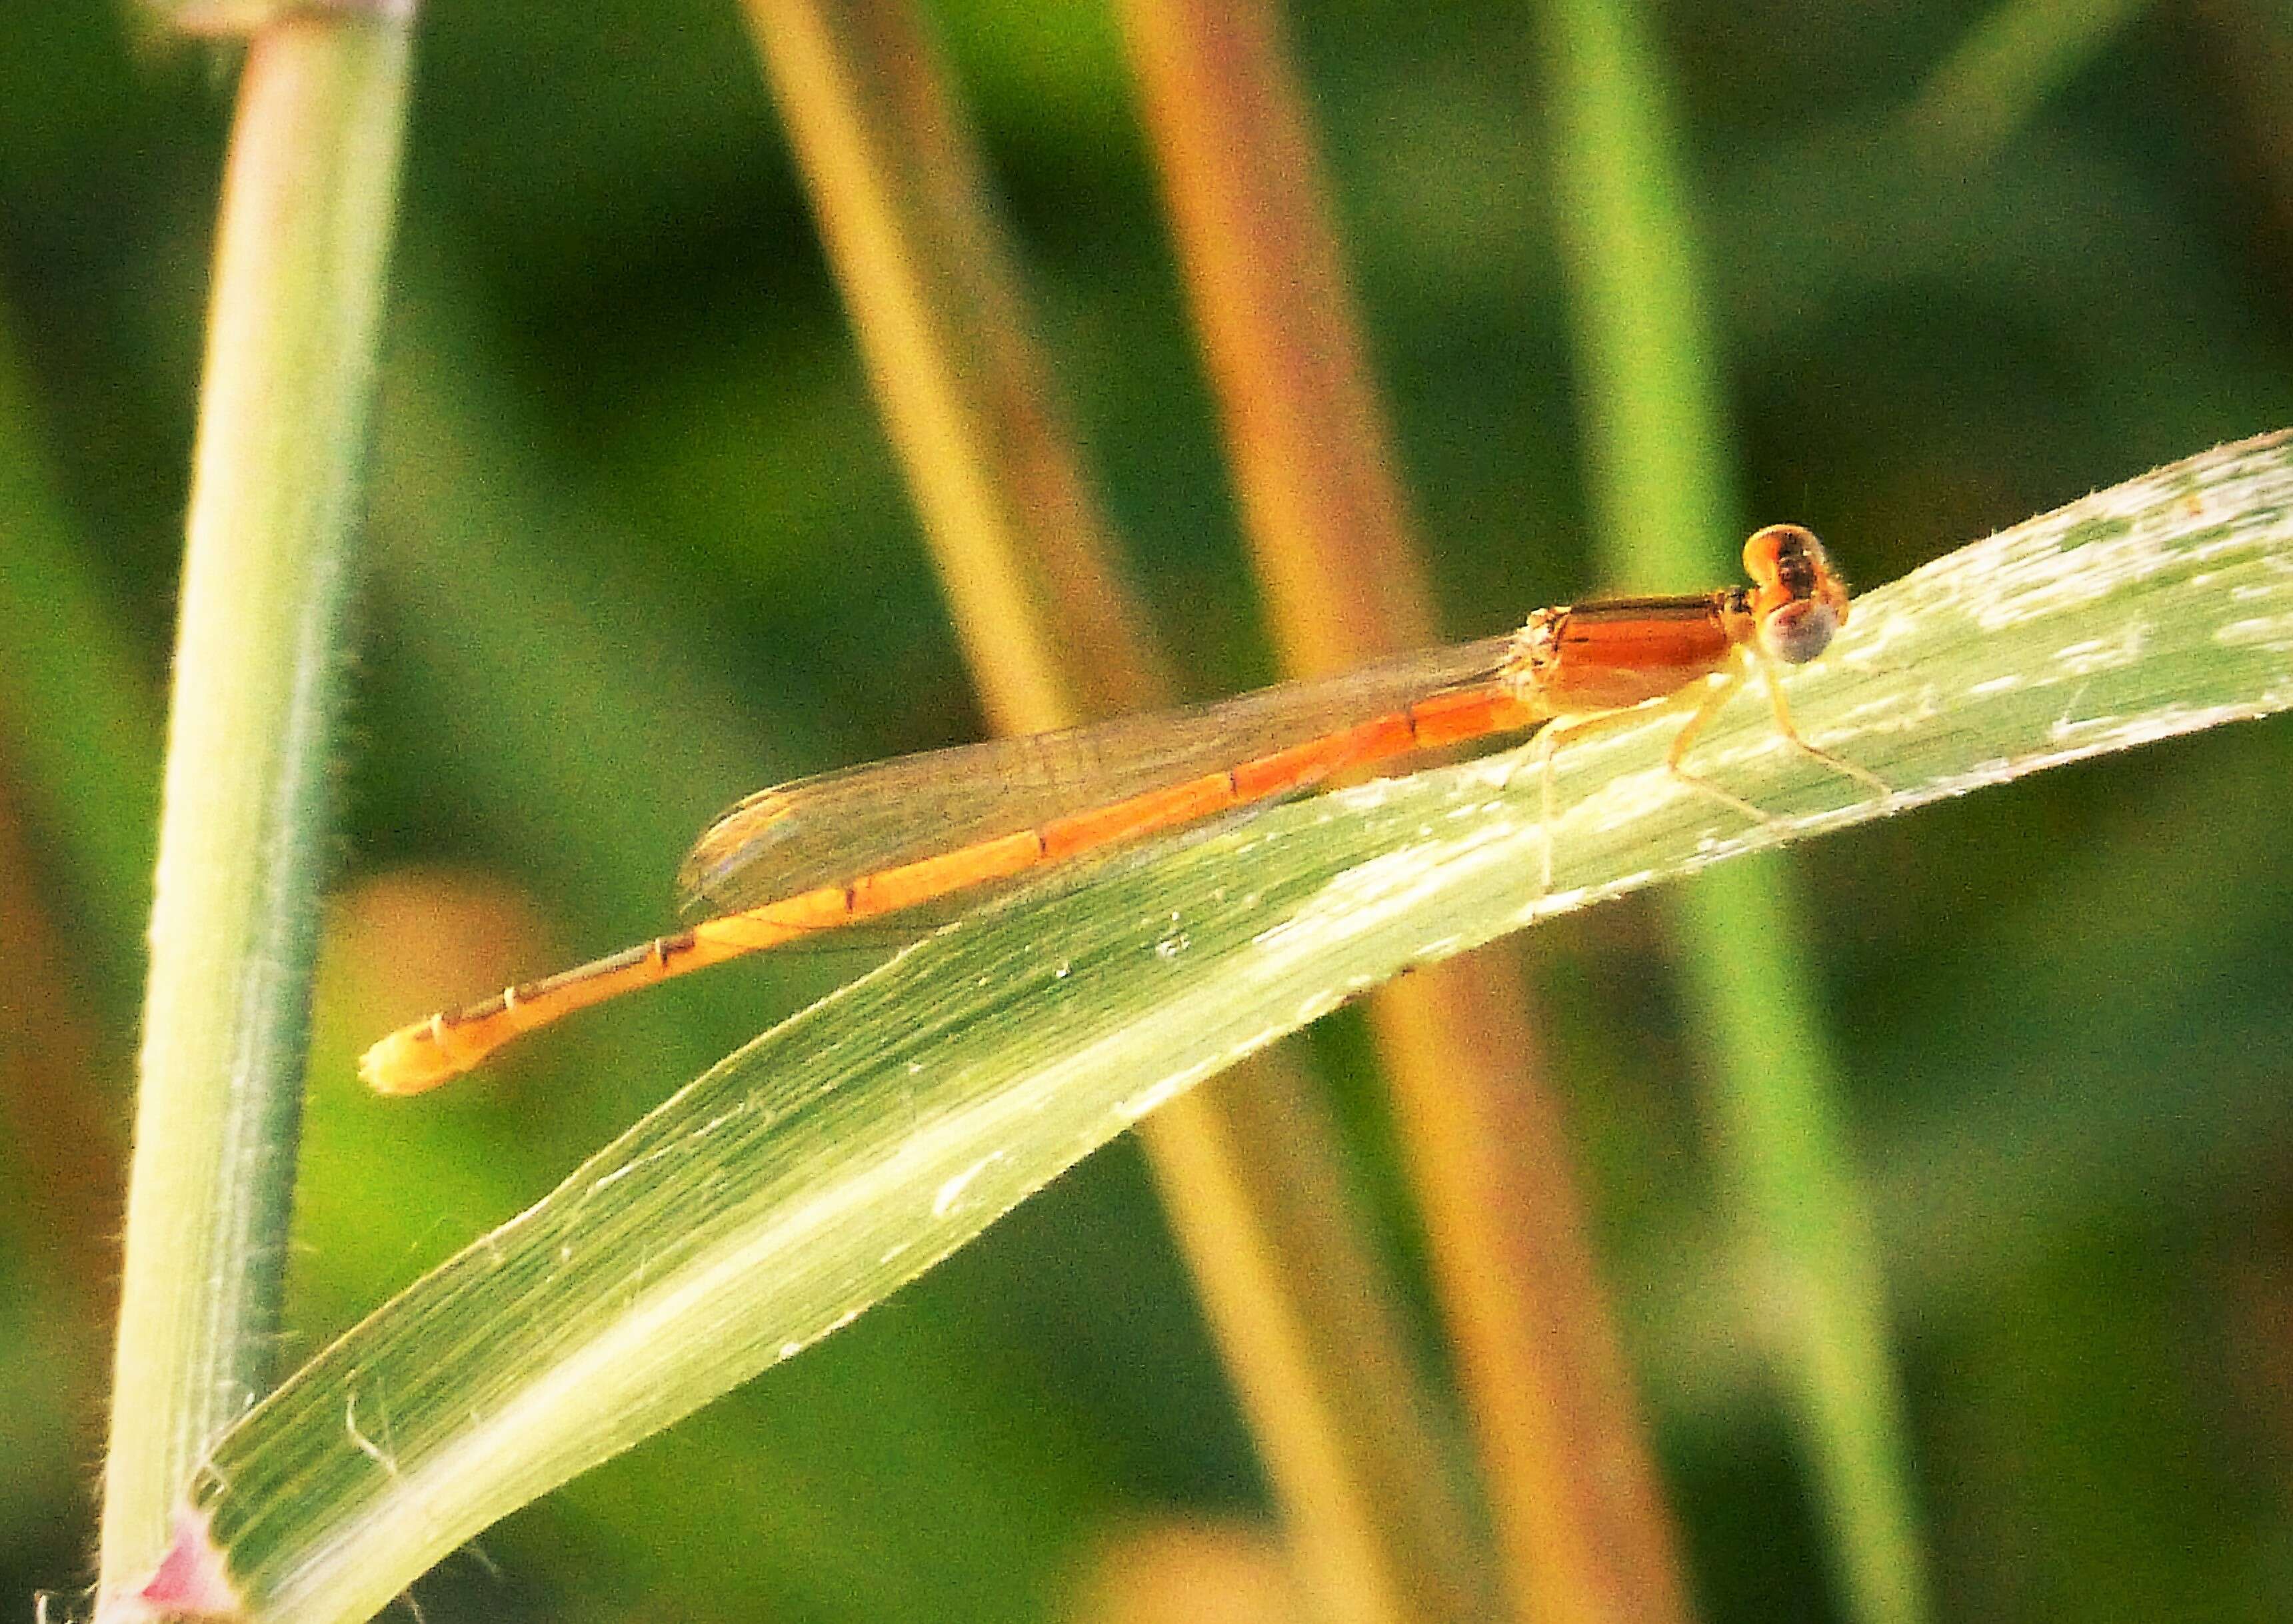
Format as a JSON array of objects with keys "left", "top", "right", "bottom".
[{"left": 167, "top": 432, "right": 2293, "bottom": 1623}]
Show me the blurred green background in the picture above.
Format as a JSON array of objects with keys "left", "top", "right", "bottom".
[{"left": 5, "top": 1, "right": 2293, "bottom": 1619}]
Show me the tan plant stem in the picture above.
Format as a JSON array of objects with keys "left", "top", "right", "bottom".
[
  {"left": 1121, "top": 4, "right": 1690, "bottom": 1618},
  {"left": 741, "top": 3, "right": 1484, "bottom": 1618}
]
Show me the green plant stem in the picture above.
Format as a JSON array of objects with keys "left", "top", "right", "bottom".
[
  {"left": 1537, "top": 1, "right": 1933, "bottom": 1621},
  {"left": 99, "top": 10, "right": 409, "bottom": 1603}
]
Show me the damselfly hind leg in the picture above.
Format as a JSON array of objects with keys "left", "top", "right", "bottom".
[
  {"left": 1517, "top": 672, "right": 1760, "bottom": 894},
  {"left": 1746, "top": 644, "right": 1891, "bottom": 800}
]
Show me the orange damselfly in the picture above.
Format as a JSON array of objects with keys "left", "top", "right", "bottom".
[{"left": 361, "top": 524, "right": 1883, "bottom": 1094}]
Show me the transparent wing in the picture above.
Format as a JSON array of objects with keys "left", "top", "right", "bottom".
[{"left": 677, "top": 634, "right": 1521, "bottom": 916}]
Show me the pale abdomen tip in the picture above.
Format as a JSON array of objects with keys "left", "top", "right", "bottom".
[{"left": 360, "top": 1022, "right": 474, "bottom": 1096}]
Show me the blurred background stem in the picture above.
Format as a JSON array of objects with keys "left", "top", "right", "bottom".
[
  {"left": 97, "top": 7, "right": 409, "bottom": 1599},
  {"left": 1536, "top": 1, "right": 1934, "bottom": 1622},
  {"left": 1119, "top": 3, "right": 1692, "bottom": 1619},
  {"left": 739, "top": 2, "right": 1488, "bottom": 1618},
  {"left": 1904, "top": 0, "right": 2154, "bottom": 167}
]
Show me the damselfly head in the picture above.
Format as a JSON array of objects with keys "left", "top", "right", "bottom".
[{"left": 1742, "top": 522, "right": 1828, "bottom": 594}]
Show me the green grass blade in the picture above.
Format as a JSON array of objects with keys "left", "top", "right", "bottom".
[
  {"left": 1906, "top": 0, "right": 2155, "bottom": 166},
  {"left": 183, "top": 432, "right": 2293, "bottom": 1624}
]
